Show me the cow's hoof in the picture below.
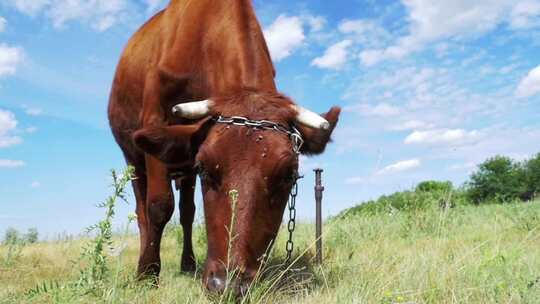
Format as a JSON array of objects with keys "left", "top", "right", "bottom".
[
  {"left": 180, "top": 261, "right": 197, "bottom": 273},
  {"left": 137, "top": 265, "right": 160, "bottom": 286},
  {"left": 181, "top": 255, "right": 196, "bottom": 273}
]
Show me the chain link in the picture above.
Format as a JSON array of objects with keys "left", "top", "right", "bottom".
[
  {"left": 285, "top": 172, "right": 301, "bottom": 263},
  {"left": 215, "top": 116, "right": 304, "bottom": 153},
  {"left": 215, "top": 115, "right": 302, "bottom": 264}
]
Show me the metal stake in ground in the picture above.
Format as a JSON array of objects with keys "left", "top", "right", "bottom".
[{"left": 314, "top": 168, "right": 324, "bottom": 264}]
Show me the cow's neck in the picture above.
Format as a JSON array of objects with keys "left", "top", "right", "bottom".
[{"left": 166, "top": 0, "right": 277, "bottom": 97}]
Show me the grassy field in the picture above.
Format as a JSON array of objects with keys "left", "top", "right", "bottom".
[{"left": 1, "top": 201, "right": 540, "bottom": 303}]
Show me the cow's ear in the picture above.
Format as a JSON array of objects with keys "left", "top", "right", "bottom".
[
  {"left": 296, "top": 107, "right": 340, "bottom": 155},
  {"left": 133, "top": 118, "right": 212, "bottom": 163}
]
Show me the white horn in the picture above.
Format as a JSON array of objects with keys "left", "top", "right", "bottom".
[
  {"left": 172, "top": 99, "right": 213, "bottom": 119},
  {"left": 293, "top": 105, "right": 330, "bottom": 130}
]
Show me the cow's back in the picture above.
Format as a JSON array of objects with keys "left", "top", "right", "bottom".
[
  {"left": 108, "top": 10, "right": 166, "bottom": 164},
  {"left": 108, "top": 0, "right": 278, "bottom": 164}
]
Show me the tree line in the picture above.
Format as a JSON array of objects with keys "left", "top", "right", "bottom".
[
  {"left": 467, "top": 153, "right": 540, "bottom": 204},
  {"left": 2, "top": 227, "right": 39, "bottom": 245},
  {"left": 341, "top": 153, "right": 540, "bottom": 217}
]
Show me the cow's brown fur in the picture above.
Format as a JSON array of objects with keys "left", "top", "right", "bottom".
[{"left": 108, "top": 0, "right": 340, "bottom": 293}]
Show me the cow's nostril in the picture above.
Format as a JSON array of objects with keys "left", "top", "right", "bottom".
[{"left": 207, "top": 276, "right": 226, "bottom": 293}]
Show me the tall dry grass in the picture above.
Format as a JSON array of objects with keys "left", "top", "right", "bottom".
[{"left": 1, "top": 201, "right": 539, "bottom": 303}]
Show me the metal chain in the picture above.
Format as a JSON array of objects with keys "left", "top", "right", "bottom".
[
  {"left": 215, "top": 115, "right": 303, "bottom": 264},
  {"left": 285, "top": 171, "right": 301, "bottom": 263},
  {"left": 215, "top": 116, "right": 304, "bottom": 153}
]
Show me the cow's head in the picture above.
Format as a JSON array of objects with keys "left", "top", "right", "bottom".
[{"left": 133, "top": 91, "right": 340, "bottom": 294}]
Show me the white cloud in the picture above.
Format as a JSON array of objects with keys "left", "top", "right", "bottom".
[
  {"left": 26, "top": 108, "right": 42, "bottom": 116},
  {"left": 0, "top": 109, "right": 22, "bottom": 148},
  {"left": 0, "top": 159, "right": 25, "bottom": 168},
  {"left": 345, "top": 176, "right": 365, "bottom": 185},
  {"left": 404, "top": 128, "right": 481, "bottom": 145},
  {"left": 0, "top": 17, "right": 6, "bottom": 32},
  {"left": 510, "top": 0, "right": 540, "bottom": 29},
  {"left": 0, "top": 136, "right": 22, "bottom": 148},
  {"left": 387, "top": 120, "right": 433, "bottom": 131},
  {"left": 304, "top": 15, "right": 326, "bottom": 32},
  {"left": 31, "top": 181, "right": 41, "bottom": 188},
  {"left": 49, "top": 0, "right": 127, "bottom": 31},
  {"left": 264, "top": 15, "right": 305, "bottom": 62},
  {"left": 347, "top": 103, "right": 401, "bottom": 117},
  {"left": 339, "top": 19, "right": 391, "bottom": 48},
  {"left": 145, "top": 0, "right": 166, "bottom": 13},
  {"left": 7, "top": 0, "right": 129, "bottom": 31},
  {"left": 499, "top": 63, "right": 519, "bottom": 74},
  {"left": 311, "top": 40, "right": 352, "bottom": 70},
  {"left": 22, "top": 105, "right": 42, "bottom": 116},
  {"left": 448, "top": 162, "right": 477, "bottom": 172},
  {"left": 438, "top": 127, "right": 540, "bottom": 166},
  {"left": 359, "top": 49, "right": 385, "bottom": 66},
  {"left": 377, "top": 159, "right": 421, "bottom": 175},
  {"left": 8, "top": 0, "right": 49, "bottom": 16},
  {"left": 359, "top": 0, "right": 538, "bottom": 66},
  {"left": 0, "top": 44, "right": 23, "bottom": 77},
  {"left": 339, "top": 19, "right": 375, "bottom": 34},
  {"left": 516, "top": 65, "right": 540, "bottom": 98},
  {"left": 0, "top": 109, "right": 17, "bottom": 134}
]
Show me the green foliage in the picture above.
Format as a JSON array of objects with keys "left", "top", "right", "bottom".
[
  {"left": 25, "top": 281, "right": 61, "bottom": 298},
  {"left": 3, "top": 227, "right": 39, "bottom": 246},
  {"left": 3, "top": 227, "right": 20, "bottom": 245},
  {"left": 2, "top": 196, "right": 540, "bottom": 303},
  {"left": 466, "top": 156, "right": 527, "bottom": 204},
  {"left": 338, "top": 181, "right": 467, "bottom": 218},
  {"left": 1, "top": 238, "right": 24, "bottom": 267},
  {"left": 75, "top": 166, "right": 135, "bottom": 292},
  {"left": 24, "top": 228, "right": 39, "bottom": 244},
  {"left": 3, "top": 153, "right": 540, "bottom": 303},
  {"left": 416, "top": 180, "right": 453, "bottom": 193},
  {"left": 523, "top": 153, "right": 540, "bottom": 200},
  {"left": 505, "top": 203, "right": 540, "bottom": 232},
  {"left": 1, "top": 227, "right": 34, "bottom": 267},
  {"left": 19, "top": 167, "right": 137, "bottom": 301},
  {"left": 343, "top": 152, "right": 540, "bottom": 215}
]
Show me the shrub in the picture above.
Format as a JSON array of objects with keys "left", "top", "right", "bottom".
[
  {"left": 3, "top": 227, "right": 20, "bottom": 245},
  {"left": 415, "top": 180, "right": 453, "bottom": 193},
  {"left": 2, "top": 227, "right": 25, "bottom": 267},
  {"left": 3, "top": 227, "right": 39, "bottom": 245},
  {"left": 466, "top": 156, "right": 526, "bottom": 204},
  {"left": 523, "top": 153, "right": 540, "bottom": 200},
  {"left": 76, "top": 166, "right": 135, "bottom": 291},
  {"left": 24, "top": 228, "right": 39, "bottom": 244},
  {"left": 338, "top": 181, "right": 467, "bottom": 218}
]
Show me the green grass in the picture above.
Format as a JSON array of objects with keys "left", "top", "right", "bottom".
[{"left": 2, "top": 200, "right": 540, "bottom": 303}]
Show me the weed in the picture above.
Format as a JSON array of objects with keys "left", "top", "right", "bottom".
[
  {"left": 75, "top": 166, "right": 135, "bottom": 292},
  {"left": 4, "top": 175, "right": 540, "bottom": 303},
  {"left": 1, "top": 238, "right": 24, "bottom": 267}
]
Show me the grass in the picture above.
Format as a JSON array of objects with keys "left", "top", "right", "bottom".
[{"left": 1, "top": 201, "right": 540, "bottom": 303}]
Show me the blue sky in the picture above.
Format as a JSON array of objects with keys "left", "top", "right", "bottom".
[{"left": 1, "top": 0, "right": 540, "bottom": 238}]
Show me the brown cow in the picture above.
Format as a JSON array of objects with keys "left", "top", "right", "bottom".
[{"left": 108, "top": 0, "right": 340, "bottom": 293}]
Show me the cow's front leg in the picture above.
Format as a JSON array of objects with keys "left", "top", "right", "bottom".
[
  {"left": 179, "top": 175, "right": 197, "bottom": 272},
  {"left": 138, "top": 156, "right": 174, "bottom": 280}
]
